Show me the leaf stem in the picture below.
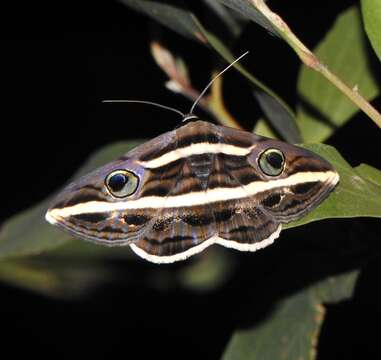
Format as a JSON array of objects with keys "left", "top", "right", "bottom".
[{"left": 250, "top": 0, "right": 381, "bottom": 129}]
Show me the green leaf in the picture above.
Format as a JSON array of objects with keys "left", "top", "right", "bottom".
[
  {"left": 177, "top": 247, "right": 235, "bottom": 292},
  {"left": 203, "top": 0, "right": 244, "bottom": 38},
  {"left": 284, "top": 144, "right": 381, "bottom": 229},
  {"left": 361, "top": 0, "right": 381, "bottom": 62},
  {"left": 355, "top": 163, "right": 381, "bottom": 186},
  {"left": 313, "top": 271, "right": 359, "bottom": 304},
  {"left": 119, "top": 0, "right": 206, "bottom": 43},
  {"left": 0, "top": 260, "right": 63, "bottom": 296},
  {"left": 222, "top": 270, "right": 359, "bottom": 360},
  {"left": 0, "top": 141, "right": 142, "bottom": 260},
  {"left": 296, "top": 6, "right": 380, "bottom": 142},
  {"left": 0, "top": 258, "right": 115, "bottom": 299},
  {"left": 217, "top": 0, "right": 278, "bottom": 36},
  {"left": 253, "top": 118, "right": 278, "bottom": 139},
  {"left": 253, "top": 91, "right": 301, "bottom": 143}
]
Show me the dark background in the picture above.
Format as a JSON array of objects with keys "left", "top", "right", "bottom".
[{"left": 0, "top": 0, "right": 380, "bottom": 359}]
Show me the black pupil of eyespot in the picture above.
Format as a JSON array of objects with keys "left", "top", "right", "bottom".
[
  {"left": 109, "top": 173, "right": 128, "bottom": 192},
  {"left": 266, "top": 151, "right": 283, "bottom": 169}
]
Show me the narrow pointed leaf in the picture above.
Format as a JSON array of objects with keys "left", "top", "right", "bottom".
[
  {"left": 119, "top": 0, "right": 206, "bottom": 43},
  {"left": 203, "top": 0, "right": 243, "bottom": 38},
  {"left": 253, "top": 118, "right": 277, "bottom": 139},
  {"left": 254, "top": 91, "right": 301, "bottom": 143},
  {"left": 217, "top": 0, "right": 278, "bottom": 36},
  {"left": 0, "top": 258, "right": 114, "bottom": 298}
]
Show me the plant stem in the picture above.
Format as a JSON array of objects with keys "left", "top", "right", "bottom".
[{"left": 250, "top": 0, "right": 381, "bottom": 129}]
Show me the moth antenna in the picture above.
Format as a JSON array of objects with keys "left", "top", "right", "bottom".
[
  {"left": 102, "top": 99, "right": 185, "bottom": 117},
  {"left": 189, "top": 51, "right": 249, "bottom": 115}
]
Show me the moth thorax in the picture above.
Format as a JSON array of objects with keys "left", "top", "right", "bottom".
[{"left": 189, "top": 153, "right": 214, "bottom": 186}]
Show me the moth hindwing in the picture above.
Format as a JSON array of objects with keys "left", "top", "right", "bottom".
[{"left": 46, "top": 119, "right": 339, "bottom": 264}]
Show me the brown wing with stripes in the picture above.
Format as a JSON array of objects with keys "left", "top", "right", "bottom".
[
  {"left": 130, "top": 151, "right": 218, "bottom": 264},
  {"left": 209, "top": 152, "right": 281, "bottom": 248},
  {"left": 130, "top": 151, "right": 282, "bottom": 264}
]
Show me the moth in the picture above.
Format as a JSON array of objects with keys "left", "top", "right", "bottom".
[{"left": 45, "top": 53, "right": 339, "bottom": 264}]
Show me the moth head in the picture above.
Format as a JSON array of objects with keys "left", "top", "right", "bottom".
[{"left": 45, "top": 159, "right": 145, "bottom": 244}]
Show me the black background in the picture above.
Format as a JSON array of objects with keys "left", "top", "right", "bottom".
[{"left": 0, "top": 0, "right": 381, "bottom": 359}]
